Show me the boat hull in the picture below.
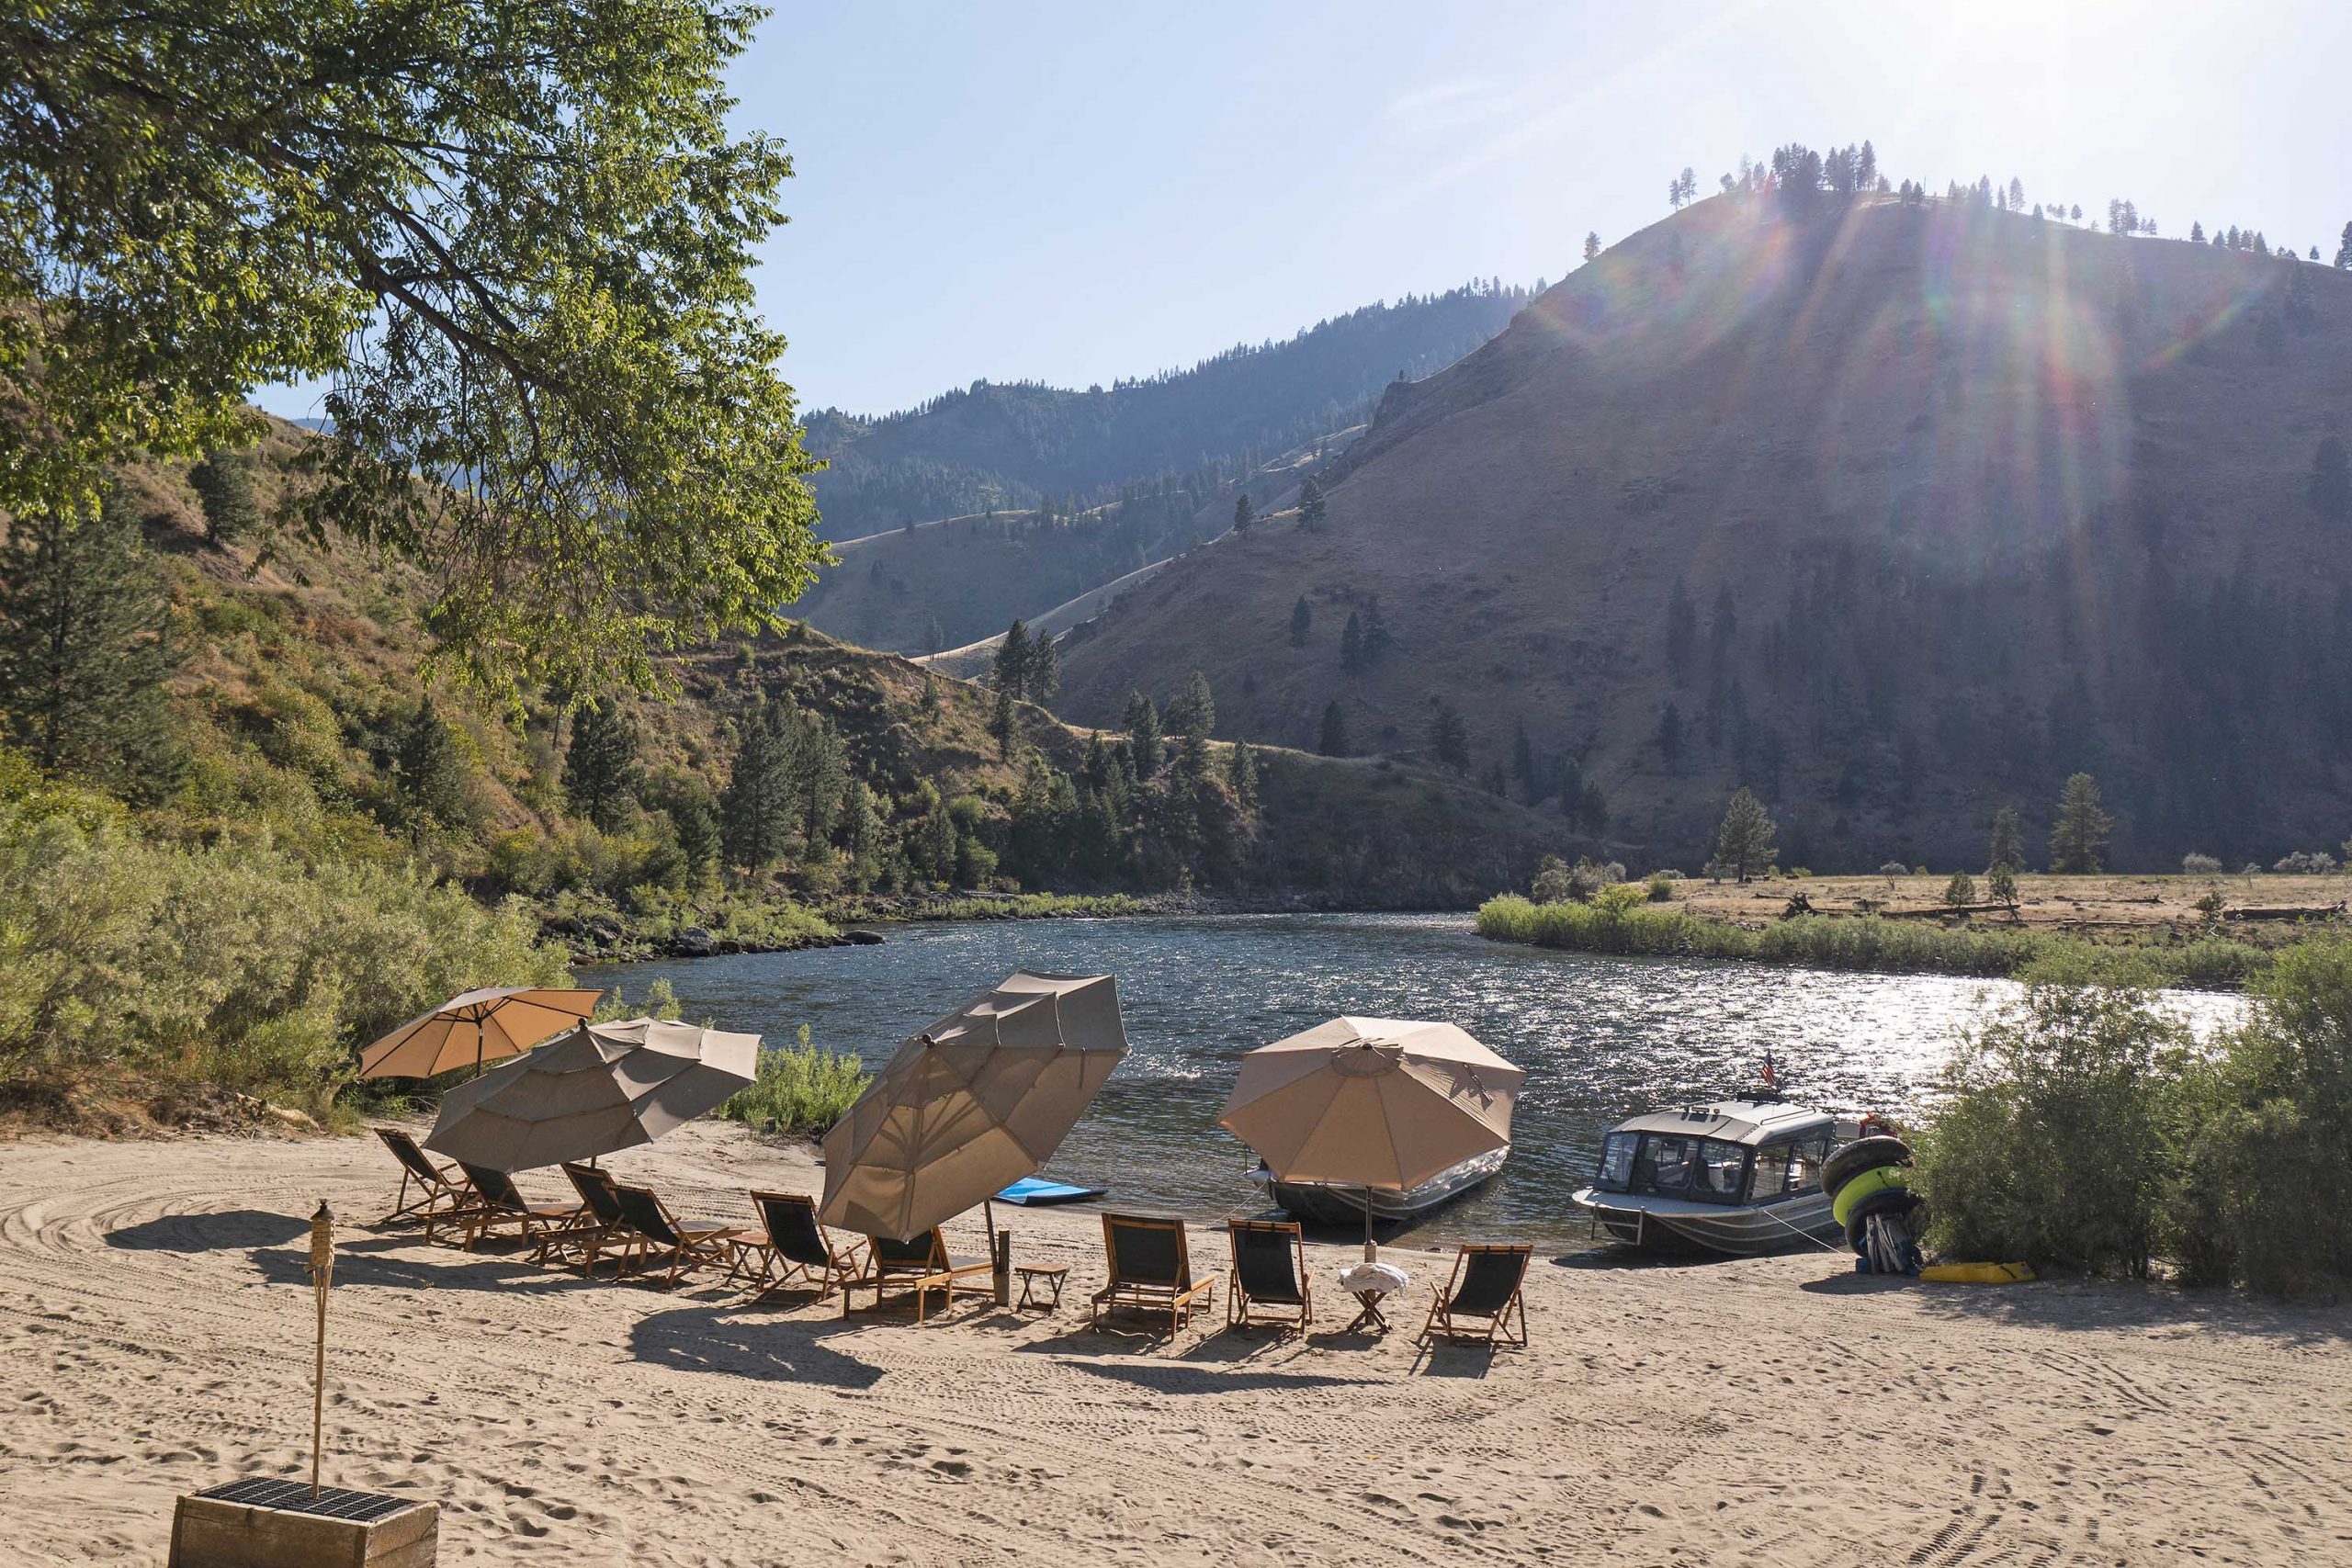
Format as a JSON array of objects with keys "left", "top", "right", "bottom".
[
  {"left": 1572, "top": 1187, "right": 1843, "bottom": 1258},
  {"left": 1258, "top": 1147, "right": 1507, "bottom": 1225}
]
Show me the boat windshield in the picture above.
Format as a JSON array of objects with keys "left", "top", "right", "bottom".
[{"left": 1594, "top": 1133, "right": 1749, "bottom": 1204}]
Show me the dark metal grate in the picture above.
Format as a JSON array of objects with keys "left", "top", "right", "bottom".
[{"left": 195, "top": 1477, "right": 418, "bottom": 1523}]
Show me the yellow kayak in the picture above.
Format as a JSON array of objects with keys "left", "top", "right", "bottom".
[{"left": 1920, "top": 1261, "right": 2035, "bottom": 1284}]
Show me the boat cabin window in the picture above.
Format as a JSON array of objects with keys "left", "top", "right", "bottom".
[
  {"left": 1614, "top": 1134, "right": 1748, "bottom": 1203},
  {"left": 1597, "top": 1133, "right": 1637, "bottom": 1190},
  {"left": 1746, "top": 1129, "right": 1836, "bottom": 1201}
]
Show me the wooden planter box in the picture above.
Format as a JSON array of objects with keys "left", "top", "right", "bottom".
[{"left": 169, "top": 1479, "right": 437, "bottom": 1567}]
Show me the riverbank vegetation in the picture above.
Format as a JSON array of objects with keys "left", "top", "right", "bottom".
[
  {"left": 718, "top": 1025, "right": 873, "bottom": 1139},
  {"left": 1917, "top": 941, "right": 2352, "bottom": 1298}
]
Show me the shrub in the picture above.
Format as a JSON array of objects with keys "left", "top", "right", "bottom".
[
  {"left": 1645, "top": 871, "right": 1678, "bottom": 902},
  {"left": 1878, "top": 860, "right": 1910, "bottom": 877},
  {"left": 1915, "top": 983, "right": 2185, "bottom": 1277},
  {"left": 718, "top": 1025, "right": 872, "bottom": 1137},
  {"left": 2273, "top": 850, "right": 2338, "bottom": 874},
  {"left": 1531, "top": 854, "right": 1573, "bottom": 904},
  {"left": 1942, "top": 870, "right": 1977, "bottom": 908},
  {"left": 2181, "top": 852, "right": 2222, "bottom": 875}
]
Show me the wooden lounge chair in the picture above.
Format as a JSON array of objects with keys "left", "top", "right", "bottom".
[
  {"left": 373, "top": 1127, "right": 472, "bottom": 1227},
  {"left": 842, "top": 1228, "right": 992, "bottom": 1322},
  {"left": 1227, "top": 1219, "right": 1312, "bottom": 1332},
  {"left": 536, "top": 1162, "right": 629, "bottom": 1274},
  {"left": 1418, "top": 1243, "right": 1532, "bottom": 1349},
  {"left": 448, "top": 1163, "right": 585, "bottom": 1253},
  {"left": 1090, "top": 1213, "right": 1215, "bottom": 1338},
  {"left": 606, "top": 1184, "right": 739, "bottom": 1286},
  {"left": 726, "top": 1191, "right": 866, "bottom": 1303}
]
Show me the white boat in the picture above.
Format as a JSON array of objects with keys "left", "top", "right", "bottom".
[
  {"left": 1249, "top": 1146, "right": 1508, "bottom": 1226},
  {"left": 1570, "top": 1099, "right": 1863, "bottom": 1257}
]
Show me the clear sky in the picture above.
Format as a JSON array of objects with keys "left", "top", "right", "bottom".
[{"left": 252, "top": 0, "right": 2349, "bottom": 423}]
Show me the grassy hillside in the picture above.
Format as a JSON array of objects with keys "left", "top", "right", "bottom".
[
  {"left": 803, "top": 279, "right": 1532, "bottom": 539},
  {"left": 1051, "top": 193, "right": 2352, "bottom": 871}
]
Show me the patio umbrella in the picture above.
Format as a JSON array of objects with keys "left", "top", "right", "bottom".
[
  {"left": 1218, "top": 1017, "right": 1523, "bottom": 1258},
  {"left": 424, "top": 1016, "right": 760, "bottom": 1171},
  {"left": 356, "top": 987, "right": 605, "bottom": 1079},
  {"left": 820, "top": 972, "right": 1126, "bottom": 1243}
]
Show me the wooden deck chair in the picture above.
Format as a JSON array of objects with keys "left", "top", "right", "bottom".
[
  {"left": 536, "top": 1163, "right": 628, "bottom": 1274},
  {"left": 1227, "top": 1219, "right": 1312, "bottom": 1332},
  {"left": 607, "top": 1184, "right": 739, "bottom": 1287},
  {"left": 448, "top": 1163, "right": 585, "bottom": 1252},
  {"left": 842, "top": 1228, "right": 991, "bottom": 1322},
  {"left": 727, "top": 1191, "right": 866, "bottom": 1303},
  {"left": 1090, "top": 1213, "right": 1215, "bottom": 1338},
  {"left": 373, "top": 1127, "right": 472, "bottom": 1227},
  {"left": 1418, "top": 1244, "right": 1532, "bottom": 1349}
]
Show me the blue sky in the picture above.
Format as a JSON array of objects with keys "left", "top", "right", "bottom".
[{"left": 254, "top": 1, "right": 2348, "bottom": 422}]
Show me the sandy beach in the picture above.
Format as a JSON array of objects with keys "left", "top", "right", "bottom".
[{"left": 3, "top": 1121, "right": 2347, "bottom": 1566}]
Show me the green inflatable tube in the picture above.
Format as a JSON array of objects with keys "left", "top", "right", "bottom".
[{"left": 1832, "top": 1162, "right": 1909, "bottom": 1228}]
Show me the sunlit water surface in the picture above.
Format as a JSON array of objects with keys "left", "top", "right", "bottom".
[{"left": 594, "top": 914, "right": 2243, "bottom": 1247}]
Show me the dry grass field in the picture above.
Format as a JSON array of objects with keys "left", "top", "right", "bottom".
[{"left": 1674, "top": 870, "right": 2352, "bottom": 935}]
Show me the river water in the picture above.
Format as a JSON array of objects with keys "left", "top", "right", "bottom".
[{"left": 592, "top": 913, "right": 2243, "bottom": 1247}]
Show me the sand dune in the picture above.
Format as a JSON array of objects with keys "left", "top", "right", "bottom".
[{"left": 3, "top": 1121, "right": 2347, "bottom": 1565}]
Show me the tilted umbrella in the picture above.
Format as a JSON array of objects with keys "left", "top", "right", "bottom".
[
  {"left": 424, "top": 1017, "right": 759, "bottom": 1172},
  {"left": 820, "top": 972, "right": 1126, "bottom": 1243},
  {"left": 357, "top": 987, "right": 605, "bottom": 1079},
  {"left": 1219, "top": 1017, "right": 1523, "bottom": 1258}
]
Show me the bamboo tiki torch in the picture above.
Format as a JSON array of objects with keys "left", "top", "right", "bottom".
[{"left": 307, "top": 1201, "right": 334, "bottom": 1499}]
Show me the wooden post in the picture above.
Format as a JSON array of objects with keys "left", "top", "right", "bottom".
[
  {"left": 992, "top": 1227, "right": 1012, "bottom": 1307},
  {"left": 307, "top": 1201, "right": 333, "bottom": 1498}
]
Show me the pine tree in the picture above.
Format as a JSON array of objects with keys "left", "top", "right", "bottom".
[
  {"left": 992, "top": 617, "right": 1032, "bottom": 698},
  {"left": 2189, "top": 220, "right": 2206, "bottom": 243},
  {"left": 1712, "top": 787, "right": 1779, "bottom": 883},
  {"left": 1986, "top": 804, "right": 2024, "bottom": 874},
  {"left": 664, "top": 782, "right": 723, "bottom": 886},
  {"left": 2337, "top": 220, "right": 2352, "bottom": 270},
  {"left": 1167, "top": 670, "right": 1215, "bottom": 739},
  {"left": 1026, "top": 633, "right": 1059, "bottom": 701},
  {"left": 1123, "top": 691, "right": 1162, "bottom": 780},
  {"left": 1296, "top": 475, "right": 1328, "bottom": 530},
  {"left": 187, "top": 448, "right": 260, "bottom": 544},
  {"left": 1225, "top": 739, "right": 1259, "bottom": 815},
  {"left": 1583, "top": 231, "right": 1601, "bottom": 264},
  {"left": 721, "top": 702, "right": 795, "bottom": 874},
  {"left": 562, "top": 699, "right": 639, "bottom": 830},
  {"left": 2049, "top": 773, "right": 2112, "bottom": 872},
  {"left": 397, "top": 695, "right": 471, "bottom": 831},
  {"left": 836, "top": 778, "right": 880, "bottom": 891},
  {"left": 1857, "top": 141, "right": 1877, "bottom": 191},
  {"left": 1317, "top": 700, "right": 1350, "bottom": 758},
  {"left": 2007, "top": 176, "right": 2025, "bottom": 211},
  {"left": 0, "top": 485, "right": 180, "bottom": 786},
  {"left": 1289, "top": 595, "right": 1313, "bottom": 648},
  {"left": 1428, "top": 699, "right": 1471, "bottom": 773},
  {"left": 917, "top": 786, "right": 957, "bottom": 885},
  {"left": 1987, "top": 862, "right": 2018, "bottom": 910},
  {"left": 1340, "top": 611, "right": 1364, "bottom": 672},
  {"left": 1232, "top": 493, "right": 1253, "bottom": 531},
  {"left": 1942, "top": 869, "right": 1978, "bottom": 908},
  {"left": 790, "top": 718, "right": 846, "bottom": 852},
  {"left": 990, "top": 682, "right": 1018, "bottom": 759}
]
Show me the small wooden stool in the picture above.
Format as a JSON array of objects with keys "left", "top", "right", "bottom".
[{"left": 1014, "top": 1263, "right": 1069, "bottom": 1311}]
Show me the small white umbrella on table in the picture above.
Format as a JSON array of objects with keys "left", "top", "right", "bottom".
[
  {"left": 356, "top": 987, "right": 604, "bottom": 1079},
  {"left": 820, "top": 972, "right": 1127, "bottom": 1244},
  {"left": 424, "top": 1017, "right": 760, "bottom": 1171},
  {"left": 1217, "top": 1017, "right": 1523, "bottom": 1261}
]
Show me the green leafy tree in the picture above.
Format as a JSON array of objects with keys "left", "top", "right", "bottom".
[
  {"left": 1296, "top": 474, "right": 1327, "bottom": 531},
  {"left": 1123, "top": 691, "right": 1162, "bottom": 780},
  {"left": 0, "top": 0, "right": 825, "bottom": 696},
  {"left": 835, "top": 778, "right": 880, "bottom": 890},
  {"left": 721, "top": 702, "right": 795, "bottom": 876},
  {"left": 397, "top": 695, "right": 471, "bottom": 831},
  {"left": 0, "top": 484, "right": 180, "bottom": 785},
  {"left": 1289, "top": 595, "right": 1312, "bottom": 648},
  {"left": 1987, "top": 804, "right": 2024, "bottom": 874},
  {"left": 2050, "top": 773, "right": 2113, "bottom": 873},
  {"left": 659, "top": 779, "right": 723, "bottom": 886},
  {"left": 1225, "top": 739, "right": 1259, "bottom": 816},
  {"left": 1317, "top": 699, "right": 1350, "bottom": 758},
  {"left": 1712, "top": 787, "right": 1778, "bottom": 883},
  {"left": 1428, "top": 699, "right": 1471, "bottom": 773},
  {"left": 562, "top": 700, "right": 640, "bottom": 831},
  {"left": 1943, "top": 869, "right": 1979, "bottom": 908},
  {"left": 187, "top": 448, "right": 261, "bottom": 544},
  {"left": 1987, "top": 862, "right": 2018, "bottom": 911}
]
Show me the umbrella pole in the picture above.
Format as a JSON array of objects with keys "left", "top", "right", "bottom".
[{"left": 1363, "top": 1192, "right": 1375, "bottom": 1263}]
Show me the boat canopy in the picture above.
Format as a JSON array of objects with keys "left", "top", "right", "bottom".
[{"left": 1605, "top": 1099, "right": 1837, "bottom": 1148}]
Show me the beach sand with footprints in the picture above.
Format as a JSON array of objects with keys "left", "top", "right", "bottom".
[{"left": 3, "top": 1120, "right": 2347, "bottom": 1565}]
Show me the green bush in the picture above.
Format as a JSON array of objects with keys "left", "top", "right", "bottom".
[
  {"left": 1915, "top": 983, "right": 2185, "bottom": 1277},
  {"left": 719, "top": 1025, "right": 872, "bottom": 1137}
]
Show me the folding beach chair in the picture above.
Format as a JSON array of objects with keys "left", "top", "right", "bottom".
[
  {"left": 606, "top": 1184, "right": 739, "bottom": 1287},
  {"left": 1417, "top": 1243, "right": 1532, "bottom": 1349},
  {"left": 1227, "top": 1219, "right": 1313, "bottom": 1333},
  {"left": 373, "top": 1127, "right": 472, "bottom": 1227},
  {"left": 448, "top": 1163, "right": 585, "bottom": 1253},
  {"left": 842, "top": 1228, "right": 991, "bottom": 1322},
  {"left": 536, "top": 1162, "right": 628, "bottom": 1274},
  {"left": 1090, "top": 1213, "right": 1215, "bottom": 1338},
  {"left": 728, "top": 1191, "right": 867, "bottom": 1303}
]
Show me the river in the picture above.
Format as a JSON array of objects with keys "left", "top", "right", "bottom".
[{"left": 591, "top": 912, "right": 2244, "bottom": 1247}]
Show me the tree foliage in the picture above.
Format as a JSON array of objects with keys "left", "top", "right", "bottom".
[
  {"left": 1, "top": 0, "right": 824, "bottom": 695},
  {"left": 1712, "top": 786, "right": 1778, "bottom": 883},
  {"left": 2050, "top": 773, "right": 2112, "bottom": 873}
]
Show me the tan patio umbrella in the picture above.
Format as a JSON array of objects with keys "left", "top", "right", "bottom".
[
  {"left": 424, "top": 1016, "right": 760, "bottom": 1171},
  {"left": 820, "top": 972, "right": 1126, "bottom": 1243},
  {"left": 356, "top": 987, "right": 604, "bottom": 1078},
  {"left": 1218, "top": 1017, "right": 1523, "bottom": 1258}
]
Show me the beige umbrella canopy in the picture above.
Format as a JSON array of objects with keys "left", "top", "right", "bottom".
[
  {"left": 424, "top": 1017, "right": 760, "bottom": 1171},
  {"left": 820, "top": 972, "right": 1126, "bottom": 1243},
  {"left": 1219, "top": 1017, "right": 1523, "bottom": 1256},
  {"left": 357, "top": 987, "right": 604, "bottom": 1078}
]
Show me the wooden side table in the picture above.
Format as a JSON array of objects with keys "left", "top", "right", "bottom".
[{"left": 1014, "top": 1263, "right": 1069, "bottom": 1311}]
